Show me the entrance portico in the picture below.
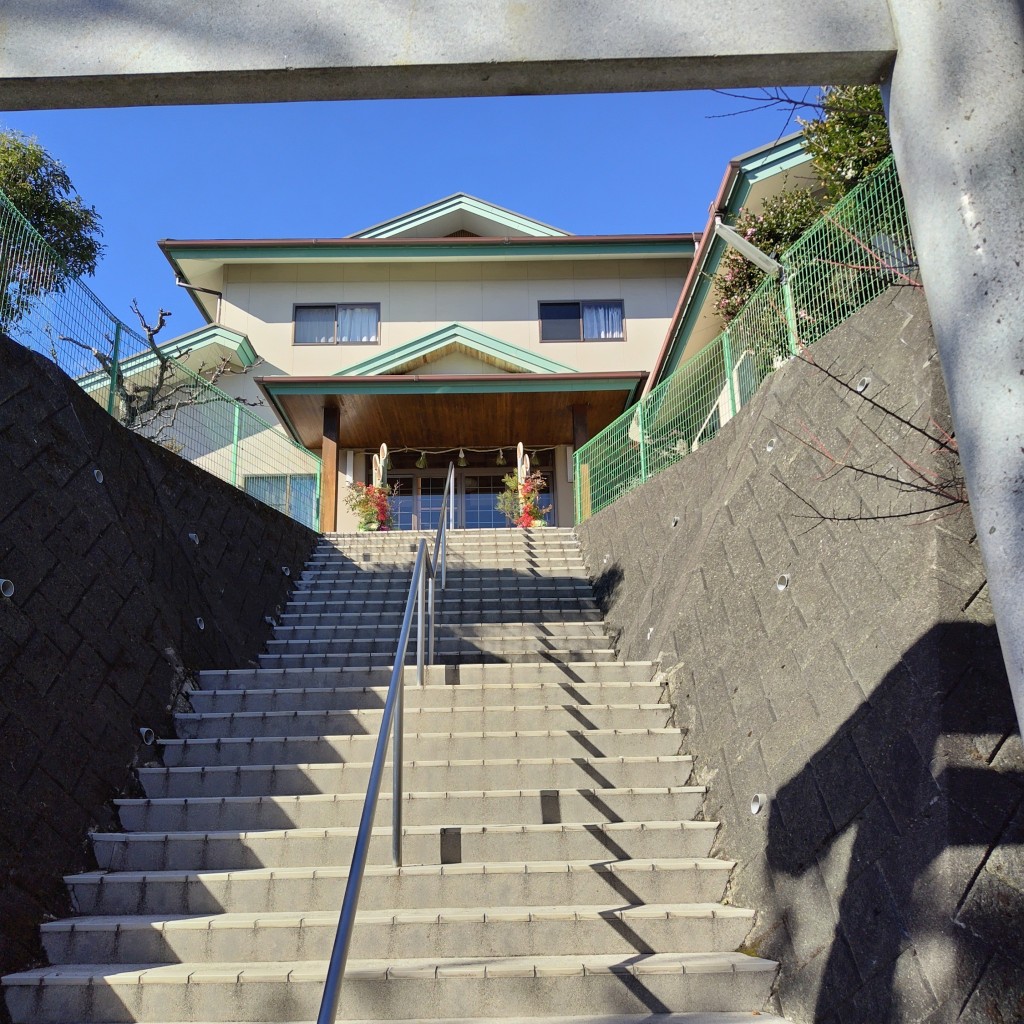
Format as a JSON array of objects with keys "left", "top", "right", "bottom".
[{"left": 256, "top": 371, "right": 645, "bottom": 531}]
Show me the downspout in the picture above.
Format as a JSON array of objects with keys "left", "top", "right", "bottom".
[{"left": 175, "top": 277, "right": 224, "bottom": 322}]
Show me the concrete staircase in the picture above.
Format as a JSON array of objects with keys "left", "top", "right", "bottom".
[{"left": 4, "top": 527, "right": 783, "bottom": 1024}]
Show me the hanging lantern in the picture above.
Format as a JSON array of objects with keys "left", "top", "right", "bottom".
[
  {"left": 495, "top": 448, "right": 506, "bottom": 466},
  {"left": 416, "top": 451, "right": 428, "bottom": 469},
  {"left": 457, "top": 448, "right": 468, "bottom": 467},
  {"left": 384, "top": 452, "right": 393, "bottom": 471}
]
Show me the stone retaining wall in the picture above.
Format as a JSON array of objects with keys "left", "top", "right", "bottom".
[
  {"left": 0, "top": 334, "right": 318, "bottom": 1004},
  {"left": 578, "top": 287, "right": 1023, "bottom": 1023}
]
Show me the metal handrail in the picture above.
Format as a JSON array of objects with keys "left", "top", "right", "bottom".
[
  {"left": 428, "top": 461, "right": 456, "bottom": 661},
  {"left": 316, "top": 463, "right": 456, "bottom": 1024},
  {"left": 316, "top": 538, "right": 426, "bottom": 1024}
]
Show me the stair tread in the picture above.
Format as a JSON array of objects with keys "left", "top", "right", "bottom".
[
  {"left": 160, "top": 726, "right": 681, "bottom": 744},
  {"left": 141, "top": 753, "right": 693, "bottom": 773},
  {"left": 41, "top": 902, "right": 755, "bottom": 933},
  {"left": 26, "top": 1017, "right": 790, "bottom": 1024},
  {"left": 175, "top": 703, "right": 666, "bottom": 720},
  {"left": 66, "top": 857, "right": 736, "bottom": 886},
  {"left": 91, "top": 819, "right": 719, "bottom": 842},
  {"left": 115, "top": 785, "right": 703, "bottom": 808},
  {"left": 5, "top": 951, "right": 777, "bottom": 985}
]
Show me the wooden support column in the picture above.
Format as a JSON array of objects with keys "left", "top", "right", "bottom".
[
  {"left": 571, "top": 404, "right": 589, "bottom": 450},
  {"left": 320, "top": 402, "right": 340, "bottom": 534},
  {"left": 571, "top": 404, "right": 591, "bottom": 521}
]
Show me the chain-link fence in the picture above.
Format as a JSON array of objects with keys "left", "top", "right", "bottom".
[
  {"left": 575, "top": 156, "right": 916, "bottom": 523},
  {"left": 0, "top": 187, "right": 321, "bottom": 529}
]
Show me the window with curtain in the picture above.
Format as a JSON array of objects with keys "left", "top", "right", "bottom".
[
  {"left": 294, "top": 303, "right": 380, "bottom": 344},
  {"left": 539, "top": 300, "right": 625, "bottom": 341}
]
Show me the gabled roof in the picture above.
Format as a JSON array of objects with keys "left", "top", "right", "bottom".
[
  {"left": 335, "top": 324, "right": 577, "bottom": 377},
  {"left": 77, "top": 324, "right": 257, "bottom": 391},
  {"left": 645, "top": 132, "right": 818, "bottom": 389},
  {"left": 350, "top": 193, "right": 569, "bottom": 240}
]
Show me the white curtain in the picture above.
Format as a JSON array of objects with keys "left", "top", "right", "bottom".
[
  {"left": 338, "top": 304, "right": 379, "bottom": 342},
  {"left": 582, "top": 301, "right": 624, "bottom": 339},
  {"left": 295, "top": 306, "right": 336, "bottom": 344}
]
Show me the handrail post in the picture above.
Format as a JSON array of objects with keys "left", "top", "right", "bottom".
[
  {"left": 428, "top": 571, "right": 436, "bottom": 664},
  {"left": 417, "top": 553, "right": 426, "bottom": 687},
  {"left": 391, "top": 658, "right": 404, "bottom": 868}
]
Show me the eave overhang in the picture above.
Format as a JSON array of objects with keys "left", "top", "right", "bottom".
[
  {"left": 645, "top": 133, "right": 816, "bottom": 391},
  {"left": 256, "top": 371, "right": 648, "bottom": 450}
]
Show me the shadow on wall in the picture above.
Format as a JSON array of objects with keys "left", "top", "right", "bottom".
[{"left": 767, "top": 621, "right": 1024, "bottom": 1023}]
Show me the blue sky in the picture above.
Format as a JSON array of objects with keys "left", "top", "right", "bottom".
[{"left": 1, "top": 90, "right": 804, "bottom": 338}]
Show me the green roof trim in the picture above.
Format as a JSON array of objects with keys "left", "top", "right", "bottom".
[
  {"left": 336, "top": 324, "right": 576, "bottom": 377},
  {"left": 265, "top": 376, "right": 638, "bottom": 398},
  {"left": 77, "top": 324, "right": 257, "bottom": 391},
  {"left": 162, "top": 239, "right": 694, "bottom": 262},
  {"left": 659, "top": 134, "right": 814, "bottom": 382},
  {"left": 350, "top": 193, "right": 568, "bottom": 239}
]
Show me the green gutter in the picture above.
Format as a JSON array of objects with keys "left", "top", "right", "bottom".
[{"left": 163, "top": 240, "right": 695, "bottom": 262}]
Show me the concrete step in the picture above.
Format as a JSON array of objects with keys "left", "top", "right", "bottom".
[
  {"left": 285, "top": 592, "right": 599, "bottom": 608},
  {"left": 301, "top": 557, "right": 587, "bottom": 570},
  {"left": 92, "top": 818, "right": 717, "bottom": 871},
  {"left": 270, "top": 621, "right": 609, "bottom": 642},
  {"left": 193, "top": 661, "right": 657, "bottom": 691},
  {"left": 3, "top": 952, "right": 776, "bottom": 1022},
  {"left": 42, "top": 900, "right": 750, "bottom": 964},
  {"left": 65, "top": 857, "right": 734, "bottom": 915},
  {"left": 158, "top": 727, "right": 682, "bottom": 767},
  {"left": 114, "top": 785, "right": 705, "bottom": 831},
  {"left": 277, "top": 607, "right": 606, "bottom": 626},
  {"left": 138, "top": 753, "right": 693, "bottom": 798},
  {"left": 312, "top": 537, "right": 581, "bottom": 548},
  {"left": 186, "top": 680, "right": 662, "bottom": 713},
  {"left": 173, "top": 703, "right": 667, "bottom": 740},
  {"left": 256, "top": 649, "right": 620, "bottom": 668},
  {"left": 262, "top": 635, "right": 615, "bottom": 658},
  {"left": 14, "top": 1013, "right": 782, "bottom": 1024},
  {"left": 294, "top": 578, "right": 592, "bottom": 595}
]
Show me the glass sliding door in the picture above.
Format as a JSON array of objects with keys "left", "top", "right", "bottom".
[
  {"left": 385, "top": 463, "right": 556, "bottom": 530},
  {"left": 462, "top": 473, "right": 511, "bottom": 529}
]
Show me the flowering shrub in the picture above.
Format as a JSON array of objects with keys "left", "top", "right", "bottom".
[
  {"left": 344, "top": 481, "right": 395, "bottom": 531},
  {"left": 496, "top": 471, "right": 549, "bottom": 528},
  {"left": 713, "top": 85, "right": 891, "bottom": 325},
  {"left": 801, "top": 86, "right": 891, "bottom": 204}
]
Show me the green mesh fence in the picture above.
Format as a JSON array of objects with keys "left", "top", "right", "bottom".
[
  {"left": 0, "top": 187, "right": 321, "bottom": 529},
  {"left": 575, "top": 156, "right": 915, "bottom": 522}
]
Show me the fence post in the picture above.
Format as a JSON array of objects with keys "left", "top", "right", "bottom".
[
  {"left": 230, "top": 403, "right": 241, "bottom": 487},
  {"left": 721, "top": 330, "right": 738, "bottom": 419},
  {"left": 636, "top": 401, "right": 648, "bottom": 483},
  {"left": 780, "top": 266, "right": 800, "bottom": 356},
  {"left": 106, "top": 321, "right": 122, "bottom": 416}
]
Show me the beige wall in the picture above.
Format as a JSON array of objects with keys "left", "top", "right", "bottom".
[
  {"left": 219, "top": 258, "right": 687, "bottom": 377},
  {"left": 207, "top": 256, "right": 687, "bottom": 530}
]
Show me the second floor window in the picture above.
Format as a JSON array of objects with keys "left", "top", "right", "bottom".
[
  {"left": 539, "top": 300, "right": 625, "bottom": 341},
  {"left": 294, "top": 303, "right": 380, "bottom": 344}
]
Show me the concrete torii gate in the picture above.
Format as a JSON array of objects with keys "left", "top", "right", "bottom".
[{"left": 3, "top": 0, "right": 1022, "bottom": 735}]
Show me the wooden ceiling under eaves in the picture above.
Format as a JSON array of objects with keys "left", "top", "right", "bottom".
[{"left": 270, "top": 387, "right": 638, "bottom": 450}]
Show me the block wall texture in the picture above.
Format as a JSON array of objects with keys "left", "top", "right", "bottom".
[
  {"left": 578, "top": 287, "right": 1023, "bottom": 1024},
  {"left": 0, "top": 335, "right": 318, "bottom": 1004}
]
